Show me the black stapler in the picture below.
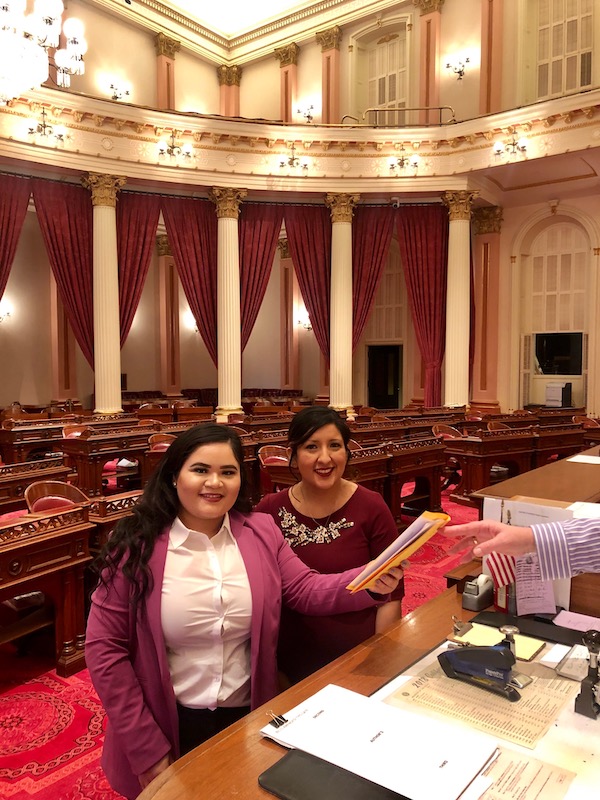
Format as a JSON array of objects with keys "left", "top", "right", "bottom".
[{"left": 438, "top": 640, "right": 521, "bottom": 702}]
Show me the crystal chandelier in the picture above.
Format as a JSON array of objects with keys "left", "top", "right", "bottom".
[{"left": 0, "top": 1, "right": 87, "bottom": 106}]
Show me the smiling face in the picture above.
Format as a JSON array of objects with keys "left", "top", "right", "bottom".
[
  {"left": 293, "top": 423, "right": 349, "bottom": 492},
  {"left": 174, "top": 442, "right": 242, "bottom": 535}
]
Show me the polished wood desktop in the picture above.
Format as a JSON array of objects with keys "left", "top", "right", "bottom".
[
  {"left": 0, "top": 455, "right": 71, "bottom": 513},
  {"left": 139, "top": 587, "right": 474, "bottom": 800}
]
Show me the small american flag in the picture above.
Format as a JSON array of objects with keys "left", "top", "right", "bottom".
[{"left": 486, "top": 551, "right": 516, "bottom": 588}]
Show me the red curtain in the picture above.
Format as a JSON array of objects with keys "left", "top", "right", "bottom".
[
  {"left": 240, "top": 203, "right": 284, "bottom": 351},
  {"left": 352, "top": 205, "right": 395, "bottom": 351},
  {"left": 0, "top": 175, "right": 31, "bottom": 301},
  {"left": 397, "top": 205, "right": 449, "bottom": 407},
  {"left": 32, "top": 179, "right": 94, "bottom": 367},
  {"left": 284, "top": 205, "right": 331, "bottom": 360},
  {"left": 161, "top": 196, "right": 218, "bottom": 365},
  {"left": 117, "top": 192, "right": 161, "bottom": 347}
]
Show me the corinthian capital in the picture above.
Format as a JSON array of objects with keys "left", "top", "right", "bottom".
[
  {"left": 413, "top": 0, "right": 445, "bottom": 13},
  {"left": 316, "top": 26, "right": 342, "bottom": 52},
  {"left": 441, "top": 190, "right": 479, "bottom": 221},
  {"left": 472, "top": 206, "right": 503, "bottom": 235},
  {"left": 156, "top": 234, "right": 171, "bottom": 256},
  {"left": 325, "top": 193, "right": 360, "bottom": 223},
  {"left": 274, "top": 43, "right": 300, "bottom": 67},
  {"left": 217, "top": 65, "right": 243, "bottom": 86},
  {"left": 209, "top": 187, "right": 248, "bottom": 219},
  {"left": 155, "top": 32, "right": 181, "bottom": 59},
  {"left": 82, "top": 173, "right": 126, "bottom": 207}
]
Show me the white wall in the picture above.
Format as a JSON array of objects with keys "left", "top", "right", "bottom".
[
  {"left": 120, "top": 254, "right": 160, "bottom": 391},
  {"left": 240, "top": 58, "right": 281, "bottom": 121},
  {"left": 242, "top": 259, "right": 281, "bottom": 387},
  {"left": 178, "top": 290, "right": 218, "bottom": 390},
  {"left": 438, "top": 0, "right": 482, "bottom": 121},
  {"left": 175, "top": 51, "right": 220, "bottom": 115}
]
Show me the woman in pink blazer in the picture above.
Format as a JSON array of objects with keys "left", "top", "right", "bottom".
[{"left": 86, "top": 423, "right": 401, "bottom": 799}]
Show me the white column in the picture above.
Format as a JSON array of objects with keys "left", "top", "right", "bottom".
[
  {"left": 442, "top": 190, "right": 478, "bottom": 407},
  {"left": 326, "top": 193, "right": 359, "bottom": 417},
  {"left": 210, "top": 187, "right": 247, "bottom": 421},
  {"left": 83, "top": 173, "right": 126, "bottom": 414}
]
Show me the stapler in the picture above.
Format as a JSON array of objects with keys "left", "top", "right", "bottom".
[
  {"left": 574, "top": 629, "right": 600, "bottom": 719},
  {"left": 438, "top": 628, "right": 521, "bottom": 702}
]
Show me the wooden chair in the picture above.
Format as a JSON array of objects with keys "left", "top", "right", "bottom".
[
  {"left": 63, "top": 424, "right": 90, "bottom": 439},
  {"left": 372, "top": 413, "right": 390, "bottom": 422},
  {"left": 148, "top": 433, "right": 176, "bottom": 452},
  {"left": 487, "top": 420, "right": 510, "bottom": 431},
  {"left": 227, "top": 413, "right": 247, "bottom": 423},
  {"left": 573, "top": 415, "right": 600, "bottom": 428},
  {"left": 358, "top": 406, "right": 376, "bottom": 416},
  {"left": 431, "top": 424, "right": 462, "bottom": 490},
  {"left": 431, "top": 423, "right": 463, "bottom": 440},
  {"left": 24, "top": 480, "right": 88, "bottom": 513},
  {"left": 257, "top": 445, "right": 289, "bottom": 495},
  {"left": 348, "top": 439, "right": 362, "bottom": 451},
  {"left": 465, "top": 412, "right": 483, "bottom": 421}
]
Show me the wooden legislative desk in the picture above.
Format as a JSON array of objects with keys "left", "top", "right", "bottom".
[
  {"left": 0, "top": 456, "right": 71, "bottom": 513},
  {"left": 531, "top": 423, "right": 585, "bottom": 467},
  {"left": 139, "top": 587, "right": 475, "bottom": 800},
  {"left": 0, "top": 506, "right": 92, "bottom": 676}
]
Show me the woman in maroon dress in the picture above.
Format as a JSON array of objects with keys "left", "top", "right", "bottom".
[{"left": 255, "top": 406, "right": 404, "bottom": 683}]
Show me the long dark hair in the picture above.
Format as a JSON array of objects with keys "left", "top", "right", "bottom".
[
  {"left": 287, "top": 406, "right": 351, "bottom": 475},
  {"left": 94, "top": 423, "right": 252, "bottom": 602}
]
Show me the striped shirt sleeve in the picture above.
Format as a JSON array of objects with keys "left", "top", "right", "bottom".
[{"left": 531, "top": 518, "right": 600, "bottom": 580}]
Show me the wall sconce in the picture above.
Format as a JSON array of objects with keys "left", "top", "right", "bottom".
[
  {"left": 446, "top": 56, "right": 470, "bottom": 80},
  {"left": 389, "top": 145, "right": 419, "bottom": 172},
  {"left": 493, "top": 135, "right": 527, "bottom": 157},
  {"left": 183, "top": 309, "right": 200, "bottom": 334},
  {"left": 110, "top": 83, "right": 130, "bottom": 101},
  {"left": 158, "top": 131, "right": 193, "bottom": 160},
  {"left": 297, "top": 307, "right": 312, "bottom": 330},
  {"left": 297, "top": 105, "right": 314, "bottom": 123},
  {"left": 28, "top": 108, "right": 66, "bottom": 143},
  {"left": 279, "top": 142, "right": 309, "bottom": 170},
  {"left": 0, "top": 298, "right": 13, "bottom": 323}
]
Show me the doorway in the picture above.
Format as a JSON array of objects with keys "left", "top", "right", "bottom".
[{"left": 368, "top": 345, "right": 402, "bottom": 408}]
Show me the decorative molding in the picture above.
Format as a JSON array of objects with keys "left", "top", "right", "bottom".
[
  {"left": 472, "top": 206, "right": 503, "bottom": 235},
  {"left": 325, "top": 192, "right": 360, "bottom": 222},
  {"left": 209, "top": 187, "right": 248, "bottom": 218},
  {"left": 441, "top": 190, "right": 478, "bottom": 221},
  {"left": 277, "top": 238, "right": 291, "bottom": 259},
  {"left": 155, "top": 32, "right": 181, "bottom": 59},
  {"left": 316, "top": 25, "right": 342, "bottom": 52},
  {"left": 412, "top": 0, "right": 445, "bottom": 13},
  {"left": 156, "top": 234, "right": 171, "bottom": 256},
  {"left": 217, "top": 65, "right": 243, "bottom": 86},
  {"left": 82, "top": 173, "right": 127, "bottom": 207},
  {"left": 274, "top": 43, "right": 300, "bottom": 67}
]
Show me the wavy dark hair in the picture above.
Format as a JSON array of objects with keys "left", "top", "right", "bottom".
[
  {"left": 94, "top": 423, "right": 252, "bottom": 603},
  {"left": 287, "top": 406, "right": 351, "bottom": 477}
]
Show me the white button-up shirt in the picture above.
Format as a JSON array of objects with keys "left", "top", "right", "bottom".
[{"left": 161, "top": 514, "right": 252, "bottom": 709}]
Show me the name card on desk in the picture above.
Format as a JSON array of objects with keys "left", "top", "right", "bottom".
[{"left": 261, "top": 684, "right": 498, "bottom": 800}]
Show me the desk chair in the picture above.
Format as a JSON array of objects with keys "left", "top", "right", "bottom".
[
  {"left": 348, "top": 439, "right": 362, "bottom": 451},
  {"left": 24, "top": 480, "right": 88, "bottom": 513},
  {"left": 148, "top": 433, "right": 176, "bottom": 452},
  {"left": 257, "top": 445, "right": 289, "bottom": 495},
  {"left": 573, "top": 415, "right": 600, "bottom": 428},
  {"left": 63, "top": 424, "right": 90, "bottom": 438},
  {"left": 487, "top": 420, "right": 510, "bottom": 431},
  {"left": 432, "top": 424, "right": 463, "bottom": 490}
]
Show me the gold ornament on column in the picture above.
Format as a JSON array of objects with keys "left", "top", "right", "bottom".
[
  {"left": 209, "top": 188, "right": 248, "bottom": 219},
  {"left": 155, "top": 32, "right": 181, "bottom": 59},
  {"left": 156, "top": 234, "right": 171, "bottom": 257},
  {"left": 274, "top": 43, "right": 300, "bottom": 67},
  {"left": 441, "top": 190, "right": 479, "bottom": 221},
  {"left": 413, "top": 0, "right": 445, "bottom": 13},
  {"left": 316, "top": 26, "right": 342, "bottom": 52},
  {"left": 277, "top": 238, "right": 290, "bottom": 259},
  {"left": 82, "top": 174, "right": 127, "bottom": 207},
  {"left": 472, "top": 207, "right": 503, "bottom": 236},
  {"left": 217, "top": 65, "right": 243, "bottom": 86},
  {"left": 325, "top": 193, "right": 360, "bottom": 223}
]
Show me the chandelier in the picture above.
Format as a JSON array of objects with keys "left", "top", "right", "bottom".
[{"left": 0, "top": 1, "right": 87, "bottom": 106}]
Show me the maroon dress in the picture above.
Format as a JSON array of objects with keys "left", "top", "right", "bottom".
[{"left": 255, "top": 485, "right": 404, "bottom": 682}]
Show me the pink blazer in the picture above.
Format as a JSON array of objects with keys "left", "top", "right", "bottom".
[{"left": 85, "top": 510, "right": 382, "bottom": 799}]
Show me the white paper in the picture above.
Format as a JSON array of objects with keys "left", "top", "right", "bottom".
[
  {"left": 566, "top": 454, "right": 600, "bottom": 464},
  {"left": 515, "top": 553, "right": 557, "bottom": 616},
  {"left": 260, "top": 684, "right": 499, "bottom": 800},
  {"left": 568, "top": 501, "right": 600, "bottom": 518},
  {"left": 553, "top": 609, "right": 600, "bottom": 632}
]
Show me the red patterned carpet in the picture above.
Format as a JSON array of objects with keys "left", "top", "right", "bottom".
[{"left": 0, "top": 490, "right": 476, "bottom": 800}]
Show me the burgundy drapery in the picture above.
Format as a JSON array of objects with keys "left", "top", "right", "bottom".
[
  {"left": 0, "top": 175, "right": 31, "bottom": 302},
  {"left": 161, "top": 196, "right": 218, "bottom": 365},
  {"left": 396, "top": 205, "right": 449, "bottom": 407},
  {"left": 352, "top": 206, "right": 395, "bottom": 351},
  {"left": 117, "top": 192, "right": 161, "bottom": 347},
  {"left": 239, "top": 203, "right": 284, "bottom": 351},
  {"left": 284, "top": 205, "right": 331, "bottom": 361},
  {"left": 32, "top": 179, "right": 94, "bottom": 367}
]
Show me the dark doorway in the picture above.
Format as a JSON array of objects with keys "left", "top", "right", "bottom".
[{"left": 368, "top": 345, "right": 402, "bottom": 409}]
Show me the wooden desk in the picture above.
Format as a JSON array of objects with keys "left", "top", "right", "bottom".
[
  {"left": 139, "top": 587, "right": 474, "bottom": 800},
  {"left": 385, "top": 436, "right": 445, "bottom": 518},
  {"left": 0, "top": 456, "right": 71, "bottom": 513},
  {"left": 0, "top": 506, "right": 92, "bottom": 676},
  {"left": 444, "top": 428, "right": 536, "bottom": 505},
  {"left": 531, "top": 423, "right": 585, "bottom": 467}
]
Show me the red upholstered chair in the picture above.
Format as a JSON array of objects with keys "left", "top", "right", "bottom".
[
  {"left": 573, "top": 415, "right": 600, "bottom": 428},
  {"left": 62, "top": 424, "right": 91, "bottom": 438},
  {"left": 148, "top": 433, "right": 176, "bottom": 452},
  {"left": 348, "top": 439, "right": 362, "bottom": 451},
  {"left": 487, "top": 420, "right": 510, "bottom": 431},
  {"left": 431, "top": 423, "right": 463, "bottom": 440},
  {"left": 257, "top": 445, "right": 289, "bottom": 495},
  {"left": 24, "top": 481, "right": 88, "bottom": 513},
  {"left": 431, "top": 424, "right": 463, "bottom": 490}
]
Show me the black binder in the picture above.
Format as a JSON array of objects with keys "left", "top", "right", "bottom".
[{"left": 258, "top": 749, "right": 409, "bottom": 800}]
